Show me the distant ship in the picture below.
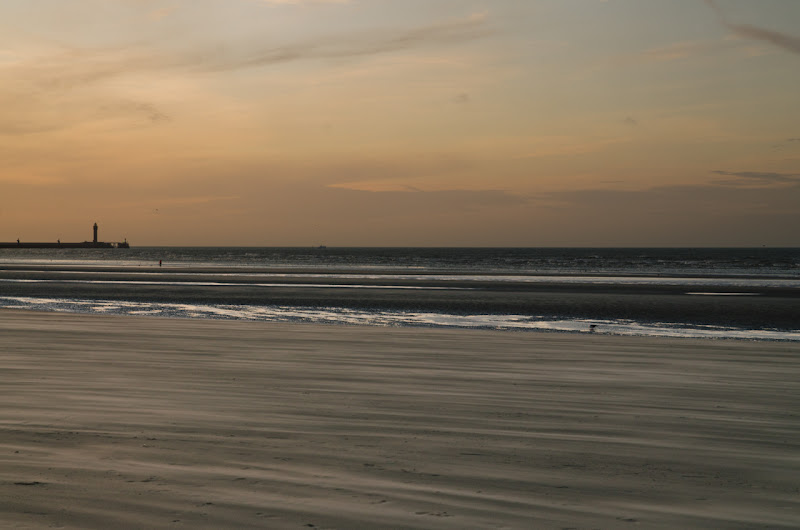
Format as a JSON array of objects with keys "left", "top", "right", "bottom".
[{"left": 0, "top": 223, "right": 130, "bottom": 249}]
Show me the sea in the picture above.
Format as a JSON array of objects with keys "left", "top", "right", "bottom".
[{"left": 1, "top": 247, "right": 798, "bottom": 341}]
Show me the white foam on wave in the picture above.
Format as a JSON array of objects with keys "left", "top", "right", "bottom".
[{"left": 1, "top": 296, "right": 798, "bottom": 342}]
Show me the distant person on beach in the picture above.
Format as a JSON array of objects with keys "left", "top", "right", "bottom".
[{"left": 159, "top": 260, "right": 162, "bottom": 267}]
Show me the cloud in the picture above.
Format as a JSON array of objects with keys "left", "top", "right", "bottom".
[
  {"left": 725, "top": 24, "right": 800, "bottom": 55},
  {"left": 771, "top": 138, "right": 800, "bottom": 151},
  {"left": 153, "top": 195, "right": 241, "bottom": 208},
  {"left": 530, "top": 180, "right": 800, "bottom": 246},
  {"left": 3, "top": 12, "right": 490, "bottom": 87},
  {"left": 632, "top": 36, "right": 770, "bottom": 66},
  {"left": 148, "top": 7, "right": 178, "bottom": 21},
  {"left": 2, "top": 46, "right": 164, "bottom": 93},
  {"left": 0, "top": 46, "right": 173, "bottom": 136},
  {"left": 101, "top": 101, "right": 171, "bottom": 123},
  {"left": 343, "top": 187, "right": 527, "bottom": 206},
  {"left": 328, "top": 184, "right": 526, "bottom": 205},
  {"left": 607, "top": 38, "right": 742, "bottom": 71},
  {"left": 711, "top": 170, "right": 800, "bottom": 186},
  {"left": 0, "top": 12, "right": 489, "bottom": 135},
  {"left": 641, "top": 40, "right": 720, "bottom": 62},
  {"left": 184, "top": 12, "right": 490, "bottom": 72},
  {"left": 706, "top": 0, "right": 800, "bottom": 55}
]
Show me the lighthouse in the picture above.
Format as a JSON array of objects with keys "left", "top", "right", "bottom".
[{"left": 0, "top": 221, "right": 129, "bottom": 248}]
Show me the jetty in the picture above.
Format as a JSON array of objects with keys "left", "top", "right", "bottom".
[{"left": 0, "top": 223, "right": 129, "bottom": 249}]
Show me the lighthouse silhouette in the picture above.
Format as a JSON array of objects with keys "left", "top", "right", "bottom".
[{"left": 93, "top": 223, "right": 98, "bottom": 244}]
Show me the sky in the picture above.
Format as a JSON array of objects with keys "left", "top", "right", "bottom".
[{"left": 1, "top": 0, "right": 799, "bottom": 247}]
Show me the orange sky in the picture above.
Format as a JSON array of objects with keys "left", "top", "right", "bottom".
[{"left": 1, "top": 0, "right": 799, "bottom": 246}]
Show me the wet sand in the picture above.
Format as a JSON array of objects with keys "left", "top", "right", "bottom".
[
  {"left": 1, "top": 309, "right": 798, "bottom": 529},
  {"left": 1, "top": 265, "right": 799, "bottom": 328}
]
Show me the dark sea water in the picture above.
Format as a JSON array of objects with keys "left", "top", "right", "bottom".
[
  {"left": 2, "top": 246, "right": 799, "bottom": 276},
  {"left": 1, "top": 247, "right": 798, "bottom": 340}
]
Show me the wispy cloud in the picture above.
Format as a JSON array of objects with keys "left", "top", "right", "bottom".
[
  {"left": 535, "top": 181, "right": 800, "bottom": 244},
  {"left": 641, "top": 40, "right": 720, "bottom": 62},
  {"left": 3, "top": 12, "right": 490, "bottom": 86},
  {"left": 0, "top": 46, "right": 172, "bottom": 135},
  {"left": 612, "top": 38, "right": 742, "bottom": 69},
  {"left": 771, "top": 138, "right": 800, "bottom": 151},
  {"left": 148, "top": 7, "right": 178, "bottom": 22},
  {"left": 328, "top": 187, "right": 528, "bottom": 209},
  {"left": 154, "top": 195, "right": 241, "bottom": 208},
  {"left": 706, "top": 0, "right": 800, "bottom": 55},
  {"left": 712, "top": 170, "right": 800, "bottom": 186},
  {"left": 453, "top": 92, "right": 470, "bottom": 104},
  {"left": 100, "top": 101, "right": 170, "bottom": 123},
  {"left": 0, "top": 12, "right": 489, "bottom": 134},
  {"left": 183, "top": 12, "right": 490, "bottom": 72}
]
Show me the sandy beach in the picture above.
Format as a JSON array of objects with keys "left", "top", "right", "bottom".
[{"left": 1, "top": 309, "right": 798, "bottom": 529}]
